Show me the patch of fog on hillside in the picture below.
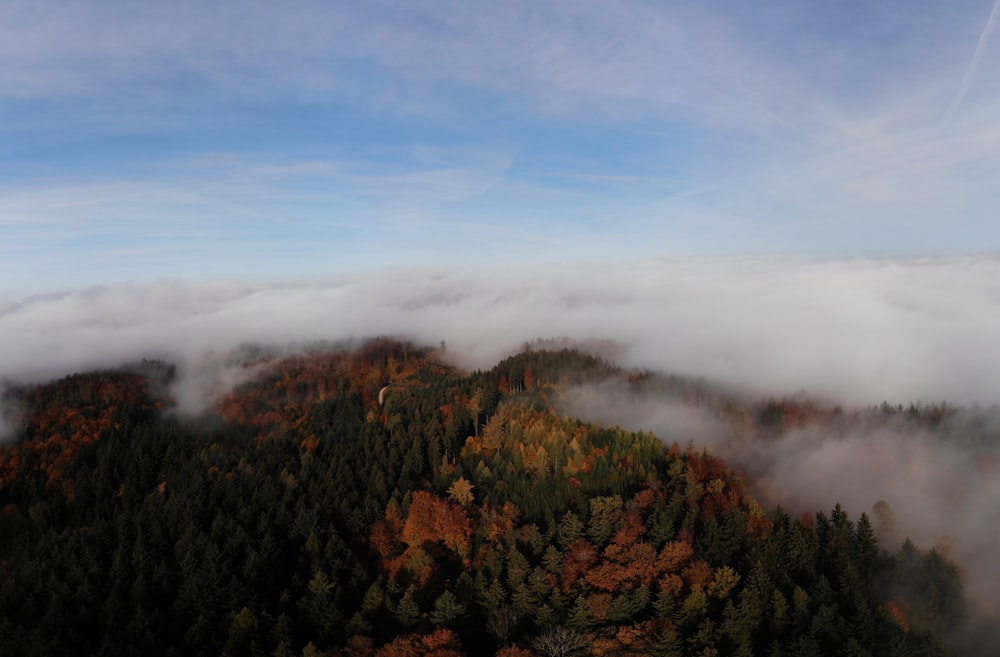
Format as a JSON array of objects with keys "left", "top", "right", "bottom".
[
  {"left": 562, "top": 381, "right": 1000, "bottom": 616},
  {"left": 0, "top": 403, "right": 14, "bottom": 444}
]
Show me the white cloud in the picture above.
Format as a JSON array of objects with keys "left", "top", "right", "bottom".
[{"left": 3, "top": 258, "right": 999, "bottom": 405}]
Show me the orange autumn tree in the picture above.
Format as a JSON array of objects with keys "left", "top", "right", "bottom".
[
  {"left": 372, "top": 493, "right": 474, "bottom": 583},
  {"left": 0, "top": 370, "right": 162, "bottom": 502},
  {"left": 401, "top": 491, "right": 474, "bottom": 561},
  {"left": 373, "top": 629, "right": 466, "bottom": 657}
]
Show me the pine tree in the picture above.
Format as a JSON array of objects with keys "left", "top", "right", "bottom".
[{"left": 430, "top": 591, "right": 465, "bottom": 626}]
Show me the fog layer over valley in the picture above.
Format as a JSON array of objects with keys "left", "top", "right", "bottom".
[{"left": 3, "top": 257, "right": 1000, "bottom": 406}]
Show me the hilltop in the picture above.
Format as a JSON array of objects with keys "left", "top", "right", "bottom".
[{"left": 0, "top": 339, "right": 970, "bottom": 656}]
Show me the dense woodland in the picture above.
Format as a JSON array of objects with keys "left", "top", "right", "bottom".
[{"left": 0, "top": 340, "right": 972, "bottom": 656}]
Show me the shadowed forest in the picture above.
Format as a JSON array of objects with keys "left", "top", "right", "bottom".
[{"left": 0, "top": 340, "right": 981, "bottom": 656}]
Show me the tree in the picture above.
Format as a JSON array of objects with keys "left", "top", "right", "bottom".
[
  {"left": 301, "top": 569, "right": 344, "bottom": 643},
  {"left": 447, "top": 478, "right": 475, "bottom": 507},
  {"left": 487, "top": 605, "right": 518, "bottom": 645},
  {"left": 401, "top": 491, "right": 473, "bottom": 560},
  {"left": 872, "top": 501, "right": 896, "bottom": 539},
  {"left": 530, "top": 626, "right": 589, "bottom": 657},
  {"left": 222, "top": 607, "right": 259, "bottom": 657},
  {"left": 497, "top": 648, "right": 535, "bottom": 657},
  {"left": 374, "top": 629, "right": 465, "bottom": 657},
  {"left": 708, "top": 565, "right": 741, "bottom": 600},
  {"left": 558, "top": 512, "right": 585, "bottom": 550},
  {"left": 430, "top": 591, "right": 466, "bottom": 627},
  {"left": 587, "top": 496, "right": 623, "bottom": 547},
  {"left": 395, "top": 586, "right": 421, "bottom": 628},
  {"left": 567, "top": 596, "right": 592, "bottom": 630},
  {"left": 466, "top": 390, "right": 484, "bottom": 437}
]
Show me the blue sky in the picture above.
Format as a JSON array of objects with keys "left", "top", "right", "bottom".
[{"left": 3, "top": 0, "right": 1000, "bottom": 292}]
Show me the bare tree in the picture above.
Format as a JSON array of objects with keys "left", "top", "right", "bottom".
[
  {"left": 530, "top": 626, "right": 590, "bottom": 657},
  {"left": 487, "top": 604, "right": 518, "bottom": 645}
]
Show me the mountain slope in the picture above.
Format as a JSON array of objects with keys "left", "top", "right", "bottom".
[{"left": 0, "top": 341, "right": 966, "bottom": 656}]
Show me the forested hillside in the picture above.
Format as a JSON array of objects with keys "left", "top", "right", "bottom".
[{"left": 0, "top": 340, "right": 968, "bottom": 656}]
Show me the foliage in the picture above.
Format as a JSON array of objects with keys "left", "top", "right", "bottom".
[{"left": 0, "top": 341, "right": 968, "bottom": 656}]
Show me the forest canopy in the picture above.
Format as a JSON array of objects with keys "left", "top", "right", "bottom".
[{"left": 0, "top": 339, "right": 978, "bottom": 656}]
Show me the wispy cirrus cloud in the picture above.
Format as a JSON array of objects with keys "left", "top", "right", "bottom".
[
  {"left": 2, "top": 1, "right": 999, "bottom": 290},
  {"left": 2, "top": 1, "right": 992, "bottom": 128},
  {"left": 946, "top": 0, "right": 1000, "bottom": 122}
]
